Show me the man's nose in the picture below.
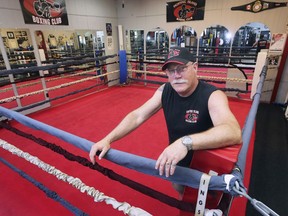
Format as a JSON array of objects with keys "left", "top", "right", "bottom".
[{"left": 174, "top": 70, "right": 182, "bottom": 77}]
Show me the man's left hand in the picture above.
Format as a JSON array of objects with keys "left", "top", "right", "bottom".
[{"left": 155, "top": 141, "right": 188, "bottom": 177}]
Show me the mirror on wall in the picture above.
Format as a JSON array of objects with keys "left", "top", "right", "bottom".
[
  {"left": 34, "top": 29, "right": 105, "bottom": 61},
  {"left": 34, "top": 30, "right": 76, "bottom": 60},
  {"left": 170, "top": 25, "right": 197, "bottom": 51},
  {"left": 75, "top": 30, "right": 104, "bottom": 53},
  {"left": 1, "top": 28, "right": 35, "bottom": 67},
  {"left": 146, "top": 28, "right": 169, "bottom": 60},
  {"left": 127, "top": 29, "right": 144, "bottom": 58},
  {"left": 199, "top": 25, "right": 231, "bottom": 63},
  {"left": 76, "top": 30, "right": 94, "bottom": 51},
  {"left": 0, "top": 28, "right": 38, "bottom": 83},
  {"left": 146, "top": 28, "right": 169, "bottom": 51},
  {"left": 95, "top": 30, "right": 105, "bottom": 50},
  {"left": 232, "top": 22, "right": 271, "bottom": 63}
]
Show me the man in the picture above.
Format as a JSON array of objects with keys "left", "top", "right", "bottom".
[{"left": 89, "top": 47, "right": 242, "bottom": 196}]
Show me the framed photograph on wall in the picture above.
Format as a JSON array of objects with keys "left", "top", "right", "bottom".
[
  {"left": 268, "top": 53, "right": 281, "bottom": 68},
  {"left": 106, "top": 23, "right": 112, "bottom": 36},
  {"left": 7, "top": 32, "right": 15, "bottom": 39}
]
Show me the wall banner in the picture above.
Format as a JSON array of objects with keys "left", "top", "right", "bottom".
[
  {"left": 166, "top": 0, "right": 206, "bottom": 22},
  {"left": 19, "top": 0, "right": 69, "bottom": 25}
]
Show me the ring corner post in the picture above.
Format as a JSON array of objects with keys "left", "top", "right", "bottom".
[{"left": 119, "top": 50, "right": 127, "bottom": 84}]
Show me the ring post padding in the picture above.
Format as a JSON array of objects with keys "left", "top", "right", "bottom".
[
  {"left": 195, "top": 173, "right": 211, "bottom": 216},
  {"left": 119, "top": 50, "right": 127, "bottom": 84}
]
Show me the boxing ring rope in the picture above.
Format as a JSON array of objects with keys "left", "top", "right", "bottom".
[
  {"left": 0, "top": 105, "right": 238, "bottom": 193},
  {"left": 233, "top": 61, "right": 279, "bottom": 216},
  {"left": 2, "top": 77, "right": 119, "bottom": 114},
  {"left": 1, "top": 53, "right": 120, "bottom": 115},
  {"left": 0, "top": 54, "right": 117, "bottom": 87},
  {"left": 0, "top": 67, "right": 101, "bottom": 93},
  {"left": 0, "top": 61, "right": 117, "bottom": 92},
  {"left": 128, "top": 69, "right": 252, "bottom": 84},
  {"left": 127, "top": 56, "right": 253, "bottom": 97},
  {"left": 129, "top": 61, "right": 254, "bottom": 78},
  {"left": 0, "top": 51, "right": 279, "bottom": 215},
  {"left": 0, "top": 54, "right": 117, "bottom": 77},
  {"left": 0, "top": 120, "right": 196, "bottom": 212},
  {"left": 0, "top": 70, "right": 119, "bottom": 104},
  {"left": 198, "top": 70, "right": 253, "bottom": 76},
  {"left": 128, "top": 51, "right": 255, "bottom": 86},
  {"left": 127, "top": 69, "right": 251, "bottom": 96},
  {"left": 236, "top": 63, "right": 267, "bottom": 176},
  {"left": 0, "top": 139, "right": 151, "bottom": 216}
]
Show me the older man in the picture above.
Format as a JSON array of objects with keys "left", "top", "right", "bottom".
[{"left": 89, "top": 47, "right": 242, "bottom": 196}]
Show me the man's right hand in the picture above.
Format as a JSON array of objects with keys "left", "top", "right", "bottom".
[{"left": 89, "top": 140, "right": 111, "bottom": 164}]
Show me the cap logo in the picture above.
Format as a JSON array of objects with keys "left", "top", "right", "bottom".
[{"left": 168, "top": 49, "right": 180, "bottom": 59}]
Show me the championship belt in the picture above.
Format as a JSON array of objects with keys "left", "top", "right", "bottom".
[{"left": 231, "top": 0, "right": 287, "bottom": 13}]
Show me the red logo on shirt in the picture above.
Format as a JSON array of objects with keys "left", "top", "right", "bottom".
[{"left": 185, "top": 110, "right": 199, "bottom": 123}]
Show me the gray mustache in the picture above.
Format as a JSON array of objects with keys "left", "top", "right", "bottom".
[{"left": 172, "top": 79, "right": 188, "bottom": 84}]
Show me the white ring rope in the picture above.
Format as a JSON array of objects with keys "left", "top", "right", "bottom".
[
  {"left": 0, "top": 139, "right": 151, "bottom": 216},
  {"left": 196, "top": 75, "right": 252, "bottom": 83},
  {"left": 128, "top": 69, "right": 253, "bottom": 83},
  {"left": 128, "top": 69, "right": 166, "bottom": 76},
  {"left": 198, "top": 69, "right": 254, "bottom": 76},
  {"left": 129, "top": 67, "right": 254, "bottom": 76},
  {"left": 0, "top": 70, "right": 119, "bottom": 104},
  {"left": 0, "top": 67, "right": 103, "bottom": 93}
]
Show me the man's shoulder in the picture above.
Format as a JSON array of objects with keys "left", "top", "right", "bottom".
[
  {"left": 161, "top": 82, "right": 172, "bottom": 91},
  {"left": 199, "top": 81, "right": 218, "bottom": 91}
]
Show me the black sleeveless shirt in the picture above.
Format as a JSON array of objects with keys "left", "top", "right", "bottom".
[{"left": 161, "top": 81, "right": 217, "bottom": 167}]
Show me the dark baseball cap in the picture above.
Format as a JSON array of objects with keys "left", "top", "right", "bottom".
[{"left": 162, "top": 47, "right": 196, "bottom": 71}]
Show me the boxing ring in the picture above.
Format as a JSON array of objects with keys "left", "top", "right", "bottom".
[{"left": 0, "top": 51, "right": 279, "bottom": 215}]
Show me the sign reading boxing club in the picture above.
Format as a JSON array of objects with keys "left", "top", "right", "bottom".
[
  {"left": 166, "top": 0, "right": 206, "bottom": 22},
  {"left": 19, "top": 0, "right": 69, "bottom": 25}
]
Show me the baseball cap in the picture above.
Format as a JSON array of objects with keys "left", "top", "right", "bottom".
[{"left": 162, "top": 47, "right": 196, "bottom": 71}]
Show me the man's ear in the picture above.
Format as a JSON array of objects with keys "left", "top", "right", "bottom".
[{"left": 192, "top": 62, "right": 198, "bottom": 71}]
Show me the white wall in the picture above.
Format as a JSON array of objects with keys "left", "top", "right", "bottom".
[{"left": 116, "top": 0, "right": 288, "bottom": 38}]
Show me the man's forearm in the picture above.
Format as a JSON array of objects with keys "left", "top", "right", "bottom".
[{"left": 186, "top": 123, "right": 242, "bottom": 151}]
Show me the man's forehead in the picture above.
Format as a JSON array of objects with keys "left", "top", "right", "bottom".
[{"left": 166, "top": 63, "right": 184, "bottom": 69}]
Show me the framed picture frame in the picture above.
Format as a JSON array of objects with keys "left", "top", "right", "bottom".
[
  {"left": 268, "top": 54, "right": 281, "bottom": 67},
  {"left": 7, "top": 32, "right": 15, "bottom": 39},
  {"left": 106, "top": 23, "right": 112, "bottom": 36}
]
